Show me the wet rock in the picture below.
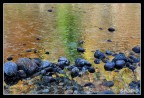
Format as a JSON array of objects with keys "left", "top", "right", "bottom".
[
  {"left": 88, "top": 66, "right": 95, "bottom": 73},
  {"left": 98, "top": 90, "right": 115, "bottom": 94},
  {"left": 18, "top": 70, "right": 27, "bottom": 78},
  {"left": 129, "top": 81, "right": 140, "bottom": 89},
  {"left": 94, "top": 50, "right": 106, "bottom": 59},
  {"left": 105, "top": 50, "right": 113, "bottom": 55},
  {"left": 42, "top": 76, "right": 55, "bottom": 83},
  {"left": 102, "top": 58, "right": 109, "bottom": 63},
  {"left": 77, "top": 47, "right": 85, "bottom": 53},
  {"left": 102, "top": 81, "right": 114, "bottom": 87},
  {"left": 75, "top": 58, "right": 91, "bottom": 67},
  {"left": 112, "top": 52, "right": 127, "bottom": 62},
  {"left": 41, "top": 60, "right": 52, "bottom": 68},
  {"left": 115, "top": 60, "right": 125, "bottom": 69},
  {"left": 107, "top": 39, "right": 112, "bottom": 42},
  {"left": 71, "top": 67, "right": 79, "bottom": 78},
  {"left": 40, "top": 70, "right": 47, "bottom": 75},
  {"left": 65, "top": 65, "right": 75, "bottom": 71},
  {"left": 132, "top": 46, "right": 140, "bottom": 53},
  {"left": 32, "top": 58, "right": 42, "bottom": 66},
  {"left": 126, "top": 62, "right": 131, "bottom": 67},
  {"left": 4, "top": 73, "right": 19, "bottom": 85},
  {"left": 58, "top": 57, "right": 70, "bottom": 68},
  {"left": 4, "top": 61, "right": 18, "bottom": 76},
  {"left": 94, "top": 59, "right": 101, "bottom": 64},
  {"left": 128, "top": 55, "right": 140, "bottom": 63},
  {"left": 128, "top": 66, "right": 136, "bottom": 72},
  {"left": 65, "top": 90, "right": 73, "bottom": 94},
  {"left": 26, "top": 49, "right": 32, "bottom": 52},
  {"left": 83, "top": 82, "right": 95, "bottom": 88},
  {"left": 16, "top": 58, "right": 38, "bottom": 75},
  {"left": 7, "top": 56, "right": 13, "bottom": 61},
  {"left": 45, "top": 52, "right": 49, "bottom": 54},
  {"left": 48, "top": 9, "right": 52, "bottom": 12},
  {"left": 104, "top": 62, "right": 115, "bottom": 71},
  {"left": 42, "top": 89, "right": 49, "bottom": 93},
  {"left": 59, "top": 82, "right": 64, "bottom": 86},
  {"left": 108, "top": 27, "right": 115, "bottom": 32}
]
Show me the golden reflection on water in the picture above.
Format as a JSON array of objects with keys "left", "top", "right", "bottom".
[{"left": 4, "top": 3, "right": 140, "bottom": 94}]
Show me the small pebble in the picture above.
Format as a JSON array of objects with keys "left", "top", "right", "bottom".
[
  {"left": 107, "top": 39, "right": 112, "bottom": 42},
  {"left": 26, "top": 49, "right": 32, "bottom": 52},
  {"left": 48, "top": 9, "right": 52, "bottom": 12},
  {"left": 7, "top": 56, "right": 13, "bottom": 61},
  {"left": 108, "top": 27, "right": 115, "bottom": 32},
  {"left": 36, "top": 38, "right": 40, "bottom": 40},
  {"left": 45, "top": 52, "right": 50, "bottom": 54}
]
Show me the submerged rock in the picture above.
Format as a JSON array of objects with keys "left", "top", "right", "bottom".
[
  {"left": 41, "top": 60, "right": 52, "bottom": 68},
  {"left": 108, "top": 27, "right": 115, "bottom": 32},
  {"left": 77, "top": 47, "right": 85, "bottom": 53},
  {"left": 132, "top": 46, "right": 140, "bottom": 53},
  {"left": 4, "top": 61, "right": 18, "bottom": 76}
]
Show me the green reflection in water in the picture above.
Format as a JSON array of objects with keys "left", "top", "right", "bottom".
[{"left": 56, "top": 4, "right": 82, "bottom": 62}]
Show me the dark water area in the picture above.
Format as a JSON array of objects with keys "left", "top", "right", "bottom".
[{"left": 3, "top": 3, "right": 140, "bottom": 94}]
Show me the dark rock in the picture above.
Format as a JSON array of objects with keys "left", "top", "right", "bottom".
[
  {"left": 33, "top": 49, "right": 37, "bottom": 53},
  {"left": 94, "top": 59, "right": 101, "bottom": 64},
  {"left": 42, "top": 76, "right": 55, "bottom": 83},
  {"left": 18, "top": 70, "right": 27, "bottom": 78},
  {"left": 40, "top": 70, "right": 46, "bottom": 75},
  {"left": 48, "top": 9, "right": 52, "bottom": 12},
  {"left": 71, "top": 67, "right": 79, "bottom": 78},
  {"left": 108, "top": 27, "right": 115, "bottom": 32},
  {"left": 112, "top": 53, "right": 127, "bottom": 62},
  {"left": 94, "top": 50, "right": 106, "bottom": 59},
  {"left": 126, "top": 62, "right": 131, "bottom": 67},
  {"left": 98, "top": 90, "right": 115, "bottom": 94},
  {"left": 36, "top": 38, "right": 40, "bottom": 40},
  {"left": 75, "top": 58, "right": 91, "bottom": 67},
  {"left": 77, "top": 47, "right": 85, "bottom": 53},
  {"left": 112, "top": 53, "right": 117, "bottom": 56},
  {"left": 99, "top": 27, "right": 103, "bottom": 30},
  {"left": 88, "top": 66, "right": 95, "bottom": 73},
  {"left": 115, "top": 60, "right": 125, "bottom": 69},
  {"left": 102, "top": 58, "right": 110, "bottom": 63},
  {"left": 83, "top": 82, "right": 95, "bottom": 88},
  {"left": 32, "top": 58, "right": 42, "bottom": 66},
  {"left": 58, "top": 57, "right": 70, "bottom": 67},
  {"left": 107, "top": 39, "right": 112, "bottom": 42},
  {"left": 128, "top": 55, "right": 140, "bottom": 63},
  {"left": 4, "top": 73, "right": 19, "bottom": 85},
  {"left": 102, "top": 81, "right": 114, "bottom": 87},
  {"left": 105, "top": 50, "right": 113, "bottom": 55},
  {"left": 132, "top": 46, "right": 140, "bottom": 53},
  {"left": 65, "top": 65, "right": 75, "bottom": 71},
  {"left": 26, "top": 49, "right": 32, "bottom": 52},
  {"left": 45, "top": 52, "right": 49, "bottom": 54},
  {"left": 4, "top": 61, "right": 18, "bottom": 76},
  {"left": 16, "top": 58, "right": 38, "bottom": 75},
  {"left": 104, "top": 62, "right": 115, "bottom": 71},
  {"left": 7, "top": 56, "right": 13, "bottom": 61},
  {"left": 41, "top": 60, "right": 52, "bottom": 68},
  {"left": 128, "top": 66, "right": 136, "bottom": 72},
  {"left": 129, "top": 81, "right": 140, "bottom": 89}
]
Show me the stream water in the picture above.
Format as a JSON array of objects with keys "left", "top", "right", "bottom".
[{"left": 4, "top": 3, "right": 141, "bottom": 94}]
